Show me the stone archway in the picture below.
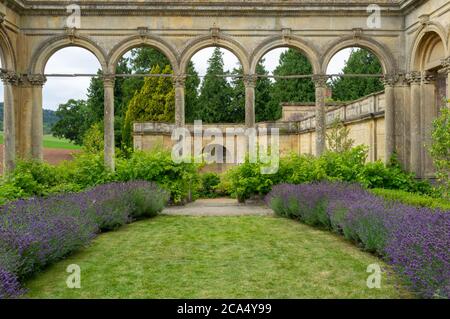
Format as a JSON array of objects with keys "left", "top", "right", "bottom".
[{"left": 408, "top": 28, "right": 449, "bottom": 178}]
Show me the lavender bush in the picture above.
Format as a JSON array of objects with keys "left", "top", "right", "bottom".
[
  {"left": 0, "top": 181, "right": 168, "bottom": 299},
  {"left": 266, "top": 182, "right": 450, "bottom": 298}
]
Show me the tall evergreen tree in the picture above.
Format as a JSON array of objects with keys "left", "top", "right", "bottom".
[
  {"left": 230, "top": 59, "right": 274, "bottom": 123},
  {"left": 331, "top": 48, "right": 383, "bottom": 101},
  {"left": 122, "top": 65, "right": 175, "bottom": 147},
  {"left": 197, "top": 47, "right": 233, "bottom": 123},
  {"left": 185, "top": 62, "right": 200, "bottom": 123},
  {"left": 267, "top": 49, "right": 315, "bottom": 120}
]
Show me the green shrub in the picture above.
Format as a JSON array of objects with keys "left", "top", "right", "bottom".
[
  {"left": 198, "top": 173, "right": 221, "bottom": 198},
  {"left": 6, "top": 160, "right": 61, "bottom": 196},
  {"left": 223, "top": 146, "right": 433, "bottom": 202},
  {"left": 128, "top": 186, "right": 169, "bottom": 219},
  {"left": 370, "top": 188, "right": 450, "bottom": 210},
  {"left": 0, "top": 182, "right": 25, "bottom": 205},
  {"left": 115, "top": 149, "right": 200, "bottom": 204}
]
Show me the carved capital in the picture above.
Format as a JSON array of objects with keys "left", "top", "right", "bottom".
[
  {"left": 102, "top": 74, "right": 115, "bottom": 87},
  {"left": 382, "top": 73, "right": 399, "bottom": 86},
  {"left": 406, "top": 71, "right": 422, "bottom": 85},
  {"left": 312, "top": 74, "right": 328, "bottom": 88},
  {"left": 422, "top": 71, "right": 436, "bottom": 84},
  {"left": 243, "top": 74, "right": 258, "bottom": 88},
  {"left": 441, "top": 57, "right": 450, "bottom": 73},
  {"left": 0, "top": 71, "right": 20, "bottom": 85},
  {"left": 172, "top": 74, "right": 186, "bottom": 88},
  {"left": 26, "top": 74, "right": 47, "bottom": 87},
  {"left": 0, "top": 13, "right": 5, "bottom": 25}
]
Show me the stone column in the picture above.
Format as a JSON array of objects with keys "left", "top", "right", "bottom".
[
  {"left": 173, "top": 75, "right": 186, "bottom": 126},
  {"left": 442, "top": 57, "right": 450, "bottom": 107},
  {"left": 0, "top": 72, "right": 18, "bottom": 173},
  {"left": 103, "top": 74, "right": 115, "bottom": 171},
  {"left": 406, "top": 71, "right": 422, "bottom": 176},
  {"left": 421, "top": 72, "right": 436, "bottom": 178},
  {"left": 382, "top": 74, "right": 398, "bottom": 164},
  {"left": 243, "top": 75, "right": 257, "bottom": 128},
  {"left": 28, "top": 74, "right": 47, "bottom": 160},
  {"left": 312, "top": 74, "right": 328, "bottom": 156}
]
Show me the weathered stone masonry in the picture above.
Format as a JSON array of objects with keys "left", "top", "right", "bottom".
[{"left": 0, "top": 0, "right": 449, "bottom": 177}]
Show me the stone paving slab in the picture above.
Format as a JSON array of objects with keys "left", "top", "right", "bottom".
[{"left": 162, "top": 198, "right": 274, "bottom": 216}]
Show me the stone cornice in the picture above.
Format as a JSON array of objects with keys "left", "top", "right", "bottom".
[{"left": 4, "top": 0, "right": 418, "bottom": 16}]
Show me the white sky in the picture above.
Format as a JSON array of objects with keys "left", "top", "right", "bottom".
[{"left": 0, "top": 47, "right": 351, "bottom": 110}]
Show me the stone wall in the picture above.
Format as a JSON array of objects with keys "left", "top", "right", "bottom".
[{"left": 134, "top": 91, "right": 387, "bottom": 171}]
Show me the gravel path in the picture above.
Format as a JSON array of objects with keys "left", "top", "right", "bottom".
[{"left": 162, "top": 198, "right": 274, "bottom": 216}]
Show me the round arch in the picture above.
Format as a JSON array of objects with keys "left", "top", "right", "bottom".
[
  {"left": 30, "top": 35, "right": 108, "bottom": 74},
  {"left": 409, "top": 23, "right": 448, "bottom": 72},
  {"left": 179, "top": 35, "right": 250, "bottom": 75},
  {"left": 108, "top": 35, "right": 179, "bottom": 74},
  {"left": 250, "top": 36, "right": 321, "bottom": 74},
  {"left": 321, "top": 36, "right": 396, "bottom": 74},
  {"left": 0, "top": 27, "right": 16, "bottom": 70}
]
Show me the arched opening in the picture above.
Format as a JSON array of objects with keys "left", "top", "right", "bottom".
[
  {"left": 110, "top": 45, "right": 177, "bottom": 149},
  {"left": 327, "top": 47, "right": 384, "bottom": 102},
  {"left": 44, "top": 47, "right": 100, "bottom": 163},
  {"left": 187, "top": 46, "right": 243, "bottom": 124},
  {"left": 255, "top": 47, "right": 316, "bottom": 122},
  {"left": 411, "top": 31, "right": 447, "bottom": 177}
]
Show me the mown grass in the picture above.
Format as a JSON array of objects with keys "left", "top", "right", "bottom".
[
  {"left": 0, "top": 133, "right": 80, "bottom": 150},
  {"left": 25, "top": 215, "right": 407, "bottom": 298}
]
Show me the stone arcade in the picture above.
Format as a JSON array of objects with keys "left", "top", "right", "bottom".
[{"left": 0, "top": 0, "right": 449, "bottom": 177}]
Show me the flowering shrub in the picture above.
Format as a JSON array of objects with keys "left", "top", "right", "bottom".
[
  {"left": 266, "top": 182, "right": 450, "bottom": 298},
  {"left": 0, "top": 181, "right": 168, "bottom": 299}
]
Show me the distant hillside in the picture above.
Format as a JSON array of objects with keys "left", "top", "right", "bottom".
[{"left": 0, "top": 102, "right": 59, "bottom": 134}]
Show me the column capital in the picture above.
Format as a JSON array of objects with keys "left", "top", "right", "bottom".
[
  {"left": 243, "top": 74, "right": 258, "bottom": 88},
  {"left": 0, "top": 70, "right": 20, "bottom": 85},
  {"left": 312, "top": 74, "right": 328, "bottom": 88},
  {"left": 382, "top": 73, "right": 399, "bottom": 87},
  {"left": 441, "top": 56, "right": 450, "bottom": 73},
  {"left": 405, "top": 71, "right": 422, "bottom": 85},
  {"left": 172, "top": 74, "right": 187, "bottom": 88},
  {"left": 422, "top": 71, "right": 436, "bottom": 84},
  {"left": 26, "top": 74, "right": 47, "bottom": 87},
  {"left": 102, "top": 73, "right": 115, "bottom": 87}
]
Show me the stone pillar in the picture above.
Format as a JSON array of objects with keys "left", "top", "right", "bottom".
[
  {"left": 421, "top": 72, "right": 436, "bottom": 178},
  {"left": 243, "top": 75, "right": 257, "bottom": 128},
  {"left": 382, "top": 74, "right": 398, "bottom": 164},
  {"left": 173, "top": 75, "right": 186, "bottom": 126},
  {"left": 0, "top": 72, "right": 18, "bottom": 173},
  {"left": 28, "top": 74, "right": 47, "bottom": 160},
  {"left": 312, "top": 74, "right": 328, "bottom": 156},
  {"left": 442, "top": 57, "right": 450, "bottom": 107},
  {"left": 406, "top": 71, "right": 422, "bottom": 176},
  {"left": 103, "top": 74, "right": 115, "bottom": 171}
]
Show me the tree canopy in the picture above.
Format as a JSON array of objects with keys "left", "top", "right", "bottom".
[{"left": 330, "top": 48, "right": 384, "bottom": 101}]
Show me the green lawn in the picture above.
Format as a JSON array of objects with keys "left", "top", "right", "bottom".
[
  {"left": 0, "top": 132, "right": 80, "bottom": 150},
  {"left": 25, "top": 215, "right": 407, "bottom": 298}
]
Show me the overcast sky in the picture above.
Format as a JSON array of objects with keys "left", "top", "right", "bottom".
[{"left": 0, "top": 47, "right": 351, "bottom": 110}]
